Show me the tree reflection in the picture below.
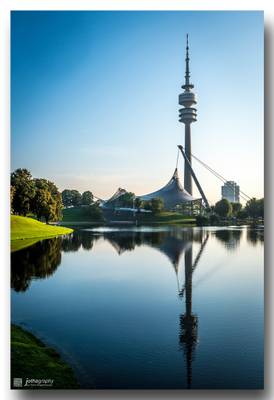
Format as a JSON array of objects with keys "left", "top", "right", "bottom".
[
  {"left": 246, "top": 228, "right": 264, "bottom": 246},
  {"left": 11, "top": 231, "right": 100, "bottom": 292},
  {"left": 61, "top": 231, "right": 97, "bottom": 252},
  {"left": 11, "top": 228, "right": 209, "bottom": 298},
  {"left": 10, "top": 226, "right": 260, "bottom": 388},
  {"left": 215, "top": 229, "right": 242, "bottom": 250},
  {"left": 11, "top": 238, "right": 62, "bottom": 292},
  {"left": 61, "top": 232, "right": 82, "bottom": 252}
]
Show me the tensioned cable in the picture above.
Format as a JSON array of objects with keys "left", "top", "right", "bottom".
[
  {"left": 191, "top": 154, "right": 251, "bottom": 201},
  {"left": 180, "top": 147, "right": 251, "bottom": 202}
]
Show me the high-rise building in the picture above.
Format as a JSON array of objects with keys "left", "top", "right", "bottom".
[
  {"left": 221, "top": 181, "right": 240, "bottom": 203},
  {"left": 178, "top": 35, "right": 197, "bottom": 195}
]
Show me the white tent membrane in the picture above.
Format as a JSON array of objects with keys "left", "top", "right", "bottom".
[{"left": 138, "top": 168, "right": 195, "bottom": 209}]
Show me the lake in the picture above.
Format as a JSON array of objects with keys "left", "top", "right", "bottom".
[{"left": 11, "top": 226, "right": 264, "bottom": 389}]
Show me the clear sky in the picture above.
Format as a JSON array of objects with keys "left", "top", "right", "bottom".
[{"left": 11, "top": 11, "right": 264, "bottom": 204}]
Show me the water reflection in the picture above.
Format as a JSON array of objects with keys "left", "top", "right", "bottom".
[
  {"left": 178, "top": 233, "right": 209, "bottom": 388},
  {"left": 214, "top": 229, "right": 242, "bottom": 250},
  {"left": 246, "top": 228, "right": 264, "bottom": 246},
  {"left": 10, "top": 228, "right": 209, "bottom": 388},
  {"left": 10, "top": 226, "right": 264, "bottom": 389},
  {"left": 61, "top": 231, "right": 96, "bottom": 252},
  {"left": 11, "top": 238, "right": 62, "bottom": 292},
  {"left": 11, "top": 227, "right": 264, "bottom": 294}
]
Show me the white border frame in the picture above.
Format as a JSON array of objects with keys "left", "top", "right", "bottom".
[{"left": 0, "top": 1, "right": 272, "bottom": 399}]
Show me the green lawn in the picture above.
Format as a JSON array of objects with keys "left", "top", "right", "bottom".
[
  {"left": 62, "top": 206, "right": 89, "bottom": 222},
  {"left": 138, "top": 211, "right": 196, "bottom": 225},
  {"left": 11, "top": 215, "right": 73, "bottom": 241},
  {"left": 62, "top": 207, "right": 196, "bottom": 225},
  {"left": 11, "top": 324, "right": 79, "bottom": 389}
]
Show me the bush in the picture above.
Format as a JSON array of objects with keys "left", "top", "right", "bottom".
[
  {"left": 196, "top": 215, "right": 209, "bottom": 226},
  {"left": 85, "top": 203, "right": 104, "bottom": 222},
  {"left": 142, "top": 198, "right": 164, "bottom": 214},
  {"left": 214, "top": 199, "right": 232, "bottom": 218},
  {"left": 209, "top": 214, "right": 220, "bottom": 225}
]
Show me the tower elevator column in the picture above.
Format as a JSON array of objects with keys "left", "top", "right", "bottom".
[{"left": 179, "top": 34, "right": 197, "bottom": 196}]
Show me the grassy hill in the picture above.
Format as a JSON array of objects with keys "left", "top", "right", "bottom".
[
  {"left": 138, "top": 211, "right": 195, "bottom": 225},
  {"left": 62, "top": 206, "right": 90, "bottom": 222},
  {"left": 11, "top": 325, "right": 79, "bottom": 389},
  {"left": 11, "top": 215, "right": 73, "bottom": 241},
  {"left": 62, "top": 207, "right": 195, "bottom": 225}
]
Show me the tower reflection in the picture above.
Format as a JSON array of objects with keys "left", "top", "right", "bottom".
[
  {"left": 11, "top": 226, "right": 208, "bottom": 389},
  {"left": 100, "top": 227, "right": 209, "bottom": 388},
  {"left": 178, "top": 233, "right": 209, "bottom": 388}
]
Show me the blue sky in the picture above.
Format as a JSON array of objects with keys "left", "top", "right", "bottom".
[{"left": 11, "top": 11, "right": 264, "bottom": 203}]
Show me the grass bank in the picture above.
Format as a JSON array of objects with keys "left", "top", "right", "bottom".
[
  {"left": 62, "top": 206, "right": 90, "bottom": 222},
  {"left": 62, "top": 207, "right": 196, "bottom": 226},
  {"left": 137, "top": 211, "right": 196, "bottom": 225},
  {"left": 11, "top": 324, "right": 79, "bottom": 389},
  {"left": 11, "top": 215, "right": 73, "bottom": 241},
  {"left": 104, "top": 210, "right": 196, "bottom": 225}
]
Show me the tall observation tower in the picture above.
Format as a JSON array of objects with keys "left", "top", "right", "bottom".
[{"left": 179, "top": 35, "right": 197, "bottom": 196}]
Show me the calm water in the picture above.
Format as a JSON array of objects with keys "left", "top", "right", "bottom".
[{"left": 11, "top": 226, "right": 264, "bottom": 389}]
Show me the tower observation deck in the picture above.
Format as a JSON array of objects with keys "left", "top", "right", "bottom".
[{"left": 179, "top": 34, "right": 197, "bottom": 195}]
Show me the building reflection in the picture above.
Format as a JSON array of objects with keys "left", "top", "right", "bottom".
[
  {"left": 61, "top": 228, "right": 209, "bottom": 389},
  {"left": 11, "top": 226, "right": 262, "bottom": 387}
]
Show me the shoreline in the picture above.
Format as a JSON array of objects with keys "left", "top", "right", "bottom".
[{"left": 11, "top": 324, "right": 79, "bottom": 389}]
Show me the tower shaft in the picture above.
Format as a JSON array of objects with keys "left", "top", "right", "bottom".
[
  {"left": 184, "top": 124, "right": 192, "bottom": 195},
  {"left": 178, "top": 34, "right": 197, "bottom": 196}
]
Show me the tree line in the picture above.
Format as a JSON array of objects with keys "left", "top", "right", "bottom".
[
  {"left": 10, "top": 169, "right": 99, "bottom": 223},
  {"left": 107, "top": 191, "right": 164, "bottom": 214},
  {"left": 11, "top": 168, "right": 263, "bottom": 224},
  {"left": 61, "top": 189, "right": 94, "bottom": 208},
  {"left": 213, "top": 198, "right": 264, "bottom": 219},
  {"left": 197, "top": 197, "right": 264, "bottom": 225},
  {"left": 11, "top": 169, "right": 63, "bottom": 223}
]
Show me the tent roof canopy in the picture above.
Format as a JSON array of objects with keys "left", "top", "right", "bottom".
[{"left": 138, "top": 168, "right": 196, "bottom": 209}]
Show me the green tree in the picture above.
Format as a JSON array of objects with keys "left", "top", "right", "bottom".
[
  {"left": 117, "top": 192, "right": 135, "bottom": 207},
  {"left": 214, "top": 199, "right": 232, "bottom": 218},
  {"left": 237, "top": 209, "right": 248, "bottom": 219},
  {"left": 150, "top": 197, "right": 164, "bottom": 214},
  {"left": 231, "top": 202, "right": 242, "bottom": 216},
  {"left": 32, "top": 188, "right": 54, "bottom": 223},
  {"left": 46, "top": 180, "right": 63, "bottom": 221},
  {"left": 143, "top": 200, "right": 152, "bottom": 211},
  {"left": 142, "top": 198, "right": 164, "bottom": 214},
  {"left": 33, "top": 179, "right": 62, "bottom": 223},
  {"left": 245, "top": 198, "right": 264, "bottom": 219},
  {"left": 11, "top": 169, "right": 36, "bottom": 216},
  {"left": 85, "top": 202, "right": 104, "bottom": 221},
  {"left": 10, "top": 185, "right": 16, "bottom": 214},
  {"left": 71, "top": 190, "right": 82, "bottom": 207},
  {"left": 134, "top": 197, "right": 143, "bottom": 210},
  {"left": 81, "top": 191, "right": 93, "bottom": 206},
  {"left": 257, "top": 198, "right": 264, "bottom": 218},
  {"left": 62, "top": 189, "right": 74, "bottom": 208}
]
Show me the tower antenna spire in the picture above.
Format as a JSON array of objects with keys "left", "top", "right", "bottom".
[{"left": 185, "top": 34, "right": 190, "bottom": 87}]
